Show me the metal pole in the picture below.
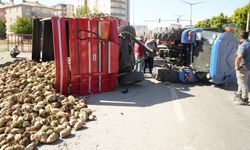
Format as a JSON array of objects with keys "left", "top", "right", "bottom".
[
  {"left": 133, "top": 0, "right": 135, "bottom": 25},
  {"left": 144, "top": 20, "right": 146, "bottom": 36},
  {"left": 247, "top": 0, "right": 250, "bottom": 31},
  {"left": 180, "top": 1, "right": 204, "bottom": 28},
  {"left": 190, "top": 4, "right": 192, "bottom": 26}
]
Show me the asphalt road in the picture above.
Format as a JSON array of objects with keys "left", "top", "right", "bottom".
[
  {"left": 1, "top": 52, "right": 249, "bottom": 150},
  {"left": 40, "top": 78, "right": 250, "bottom": 150},
  {"left": 0, "top": 51, "right": 31, "bottom": 64}
]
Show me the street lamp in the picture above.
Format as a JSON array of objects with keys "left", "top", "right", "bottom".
[{"left": 180, "top": 0, "right": 204, "bottom": 27}]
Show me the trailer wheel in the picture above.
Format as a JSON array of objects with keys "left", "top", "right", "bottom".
[
  {"left": 118, "top": 25, "right": 136, "bottom": 37},
  {"left": 118, "top": 72, "right": 145, "bottom": 85},
  {"left": 152, "top": 67, "right": 179, "bottom": 82}
]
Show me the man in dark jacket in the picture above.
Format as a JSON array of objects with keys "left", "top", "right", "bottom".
[
  {"left": 144, "top": 39, "right": 157, "bottom": 74},
  {"left": 235, "top": 31, "right": 250, "bottom": 105}
]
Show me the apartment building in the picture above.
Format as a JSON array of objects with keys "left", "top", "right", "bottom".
[
  {"left": 5, "top": 0, "right": 59, "bottom": 33},
  {"left": 54, "top": 3, "right": 74, "bottom": 17},
  {"left": 0, "top": 5, "right": 6, "bottom": 20},
  {"left": 76, "top": 0, "right": 130, "bottom": 21},
  {"left": 0, "top": 0, "right": 13, "bottom": 20}
]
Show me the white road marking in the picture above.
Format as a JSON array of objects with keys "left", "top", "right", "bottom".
[
  {"left": 170, "top": 87, "right": 186, "bottom": 123},
  {"left": 184, "top": 146, "right": 196, "bottom": 150},
  {"left": 99, "top": 100, "right": 136, "bottom": 105}
]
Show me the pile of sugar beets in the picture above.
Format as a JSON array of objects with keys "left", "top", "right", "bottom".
[{"left": 0, "top": 59, "right": 94, "bottom": 150}]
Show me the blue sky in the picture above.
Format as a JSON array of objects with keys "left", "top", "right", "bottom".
[{"left": 14, "top": 0, "right": 248, "bottom": 27}]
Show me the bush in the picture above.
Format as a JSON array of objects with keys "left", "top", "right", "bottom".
[
  {"left": 10, "top": 17, "right": 32, "bottom": 34},
  {"left": 0, "top": 20, "right": 6, "bottom": 39}
]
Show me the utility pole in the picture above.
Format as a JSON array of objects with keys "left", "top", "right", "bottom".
[
  {"left": 181, "top": 1, "right": 203, "bottom": 27},
  {"left": 133, "top": 0, "right": 135, "bottom": 25},
  {"left": 247, "top": 0, "right": 250, "bottom": 31}
]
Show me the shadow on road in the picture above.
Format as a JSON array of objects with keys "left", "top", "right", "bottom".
[{"left": 88, "top": 79, "right": 194, "bottom": 107}]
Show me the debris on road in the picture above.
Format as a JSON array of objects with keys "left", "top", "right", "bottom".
[
  {"left": 0, "top": 60, "right": 92, "bottom": 150},
  {"left": 121, "top": 88, "right": 129, "bottom": 94}
]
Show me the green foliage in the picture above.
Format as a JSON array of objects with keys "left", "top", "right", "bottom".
[
  {"left": 76, "top": 5, "right": 91, "bottom": 17},
  {"left": 195, "top": 19, "right": 211, "bottom": 28},
  {"left": 0, "top": 20, "right": 6, "bottom": 39},
  {"left": 195, "top": 13, "right": 231, "bottom": 30},
  {"left": 10, "top": 17, "right": 32, "bottom": 34},
  {"left": 210, "top": 13, "right": 232, "bottom": 28},
  {"left": 195, "top": 2, "right": 250, "bottom": 33},
  {"left": 232, "top": 3, "right": 250, "bottom": 32}
]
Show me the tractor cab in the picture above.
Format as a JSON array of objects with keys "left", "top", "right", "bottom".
[{"left": 181, "top": 28, "right": 239, "bottom": 84}]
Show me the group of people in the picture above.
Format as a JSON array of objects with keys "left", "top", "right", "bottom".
[
  {"left": 134, "top": 37, "right": 157, "bottom": 74},
  {"left": 132, "top": 32, "right": 250, "bottom": 106}
]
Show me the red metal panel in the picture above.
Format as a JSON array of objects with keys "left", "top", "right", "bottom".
[
  {"left": 110, "top": 42, "right": 119, "bottom": 73},
  {"left": 92, "top": 18, "right": 110, "bottom": 40},
  {"left": 68, "top": 17, "right": 119, "bottom": 96},
  {"left": 68, "top": 18, "right": 79, "bottom": 96},
  {"left": 51, "top": 17, "right": 68, "bottom": 96},
  {"left": 105, "top": 41, "right": 119, "bottom": 74},
  {"left": 109, "top": 19, "right": 119, "bottom": 44},
  {"left": 69, "top": 18, "right": 92, "bottom": 96}
]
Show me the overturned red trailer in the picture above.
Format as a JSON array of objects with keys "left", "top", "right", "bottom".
[{"left": 32, "top": 17, "right": 129, "bottom": 96}]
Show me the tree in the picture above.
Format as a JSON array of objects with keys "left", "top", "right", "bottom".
[
  {"left": 195, "top": 2, "right": 250, "bottom": 33},
  {"left": 195, "top": 13, "right": 231, "bottom": 30},
  {"left": 210, "top": 13, "right": 232, "bottom": 30},
  {"left": 0, "top": 20, "right": 6, "bottom": 39},
  {"left": 232, "top": 2, "right": 250, "bottom": 32},
  {"left": 76, "top": 5, "right": 91, "bottom": 17},
  {"left": 10, "top": 17, "right": 32, "bottom": 34},
  {"left": 195, "top": 19, "right": 211, "bottom": 28}
]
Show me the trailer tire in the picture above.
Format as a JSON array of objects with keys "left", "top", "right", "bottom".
[
  {"left": 152, "top": 67, "right": 179, "bottom": 82},
  {"left": 157, "top": 33, "right": 163, "bottom": 39},
  {"left": 118, "top": 72, "right": 145, "bottom": 85},
  {"left": 118, "top": 25, "right": 136, "bottom": 37}
]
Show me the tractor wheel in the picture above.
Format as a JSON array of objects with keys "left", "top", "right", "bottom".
[
  {"left": 118, "top": 25, "right": 136, "bottom": 37},
  {"left": 118, "top": 72, "right": 145, "bottom": 85}
]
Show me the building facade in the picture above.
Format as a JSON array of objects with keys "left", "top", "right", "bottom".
[
  {"left": 5, "top": 0, "right": 59, "bottom": 33},
  {"left": 75, "top": 0, "right": 130, "bottom": 21},
  {"left": 0, "top": 5, "right": 6, "bottom": 20},
  {"left": 54, "top": 3, "right": 74, "bottom": 17},
  {"left": 110, "top": 0, "right": 130, "bottom": 21},
  {"left": 0, "top": 0, "right": 13, "bottom": 21}
]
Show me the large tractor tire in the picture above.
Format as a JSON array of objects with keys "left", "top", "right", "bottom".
[
  {"left": 118, "top": 72, "right": 145, "bottom": 85},
  {"left": 152, "top": 67, "right": 179, "bottom": 82},
  {"left": 118, "top": 25, "right": 136, "bottom": 37}
]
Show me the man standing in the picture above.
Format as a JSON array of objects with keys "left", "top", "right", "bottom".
[
  {"left": 235, "top": 31, "right": 250, "bottom": 105},
  {"left": 134, "top": 37, "right": 145, "bottom": 72},
  {"left": 144, "top": 39, "right": 157, "bottom": 74}
]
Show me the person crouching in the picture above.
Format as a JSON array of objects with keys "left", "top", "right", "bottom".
[{"left": 10, "top": 45, "right": 20, "bottom": 58}]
